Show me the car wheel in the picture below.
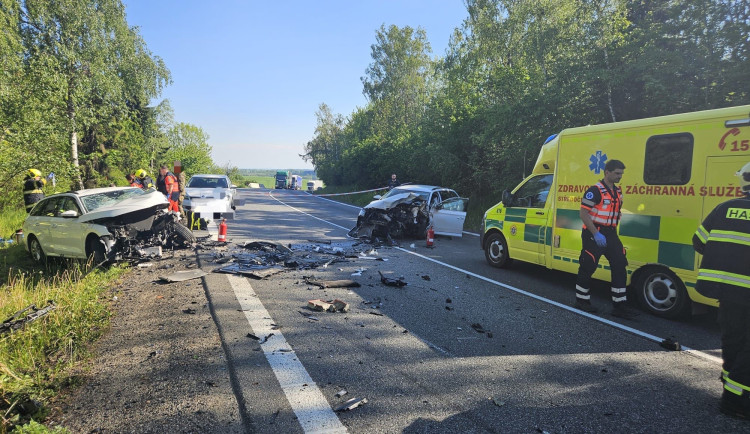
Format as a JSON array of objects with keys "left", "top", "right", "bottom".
[
  {"left": 634, "top": 265, "right": 690, "bottom": 319},
  {"left": 484, "top": 232, "right": 511, "bottom": 268},
  {"left": 170, "top": 220, "right": 197, "bottom": 246},
  {"left": 28, "top": 236, "right": 46, "bottom": 264},
  {"left": 86, "top": 236, "right": 108, "bottom": 265}
]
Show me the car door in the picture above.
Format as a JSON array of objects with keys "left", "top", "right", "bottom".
[
  {"left": 505, "top": 174, "right": 554, "bottom": 265},
  {"left": 48, "top": 196, "right": 85, "bottom": 257},
  {"left": 431, "top": 195, "right": 468, "bottom": 237},
  {"left": 26, "top": 197, "right": 63, "bottom": 255}
]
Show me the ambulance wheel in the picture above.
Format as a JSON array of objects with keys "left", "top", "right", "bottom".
[
  {"left": 634, "top": 266, "right": 690, "bottom": 319},
  {"left": 484, "top": 232, "right": 511, "bottom": 268}
]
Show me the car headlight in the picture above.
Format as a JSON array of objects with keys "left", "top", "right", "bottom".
[{"left": 359, "top": 209, "right": 365, "bottom": 217}]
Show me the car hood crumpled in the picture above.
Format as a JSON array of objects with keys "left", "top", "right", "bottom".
[
  {"left": 364, "top": 192, "right": 422, "bottom": 210},
  {"left": 78, "top": 190, "right": 169, "bottom": 223}
]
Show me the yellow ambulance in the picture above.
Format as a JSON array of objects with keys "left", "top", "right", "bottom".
[{"left": 481, "top": 105, "right": 750, "bottom": 318}]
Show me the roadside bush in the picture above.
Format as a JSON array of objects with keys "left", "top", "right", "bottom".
[{"left": 1, "top": 262, "right": 126, "bottom": 431}]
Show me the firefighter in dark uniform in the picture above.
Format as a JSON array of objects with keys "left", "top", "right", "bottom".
[
  {"left": 23, "top": 168, "right": 46, "bottom": 213},
  {"left": 573, "top": 159, "right": 638, "bottom": 319},
  {"left": 693, "top": 161, "right": 750, "bottom": 420},
  {"left": 135, "top": 169, "right": 154, "bottom": 190}
]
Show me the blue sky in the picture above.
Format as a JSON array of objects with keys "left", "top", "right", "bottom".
[{"left": 122, "top": 1, "right": 468, "bottom": 170}]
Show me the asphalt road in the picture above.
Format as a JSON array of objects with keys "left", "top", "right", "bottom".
[{"left": 200, "top": 187, "right": 745, "bottom": 434}]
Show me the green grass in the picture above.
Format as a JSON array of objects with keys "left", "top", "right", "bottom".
[{"left": 0, "top": 207, "right": 128, "bottom": 432}]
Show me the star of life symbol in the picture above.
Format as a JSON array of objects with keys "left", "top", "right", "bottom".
[{"left": 589, "top": 151, "right": 608, "bottom": 174}]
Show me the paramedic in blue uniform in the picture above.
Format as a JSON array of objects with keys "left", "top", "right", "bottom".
[
  {"left": 693, "top": 161, "right": 750, "bottom": 420},
  {"left": 573, "top": 159, "right": 638, "bottom": 319}
]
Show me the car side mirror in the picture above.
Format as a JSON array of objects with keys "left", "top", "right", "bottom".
[
  {"left": 60, "top": 210, "right": 78, "bottom": 218},
  {"left": 373, "top": 194, "right": 382, "bottom": 200},
  {"left": 501, "top": 190, "right": 512, "bottom": 207},
  {"left": 230, "top": 184, "right": 237, "bottom": 189}
]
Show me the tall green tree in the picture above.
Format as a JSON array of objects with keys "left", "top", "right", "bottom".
[
  {"left": 163, "top": 123, "right": 214, "bottom": 177},
  {"left": 15, "top": 0, "right": 170, "bottom": 189}
]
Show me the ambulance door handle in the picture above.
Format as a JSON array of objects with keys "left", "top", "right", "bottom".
[{"left": 535, "top": 211, "right": 545, "bottom": 215}]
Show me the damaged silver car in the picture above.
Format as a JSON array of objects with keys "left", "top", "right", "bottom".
[
  {"left": 22, "top": 187, "right": 196, "bottom": 264},
  {"left": 348, "top": 185, "right": 468, "bottom": 241}
]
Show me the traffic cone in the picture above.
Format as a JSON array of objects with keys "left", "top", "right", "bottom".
[
  {"left": 426, "top": 226, "right": 434, "bottom": 247},
  {"left": 218, "top": 218, "right": 227, "bottom": 242}
]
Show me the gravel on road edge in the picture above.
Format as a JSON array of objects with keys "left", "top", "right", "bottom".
[{"left": 48, "top": 248, "right": 246, "bottom": 433}]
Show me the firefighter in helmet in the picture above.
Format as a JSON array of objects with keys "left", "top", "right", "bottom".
[
  {"left": 693, "top": 161, "right": 750, "bottom": 419},
  {"left": 23, "top": 168, "right": 46, "bottom": 213},
  {"left": 134, "top": 169, "right": 154, "bottom": 190}
]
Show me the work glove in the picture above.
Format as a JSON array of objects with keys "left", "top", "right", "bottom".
[{"left": 593, "top": 232, "right": 607, "bottom": 248}]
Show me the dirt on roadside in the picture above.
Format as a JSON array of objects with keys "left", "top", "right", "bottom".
[{"left": 47, "top": 247, "right": 245, "bottom": 433}]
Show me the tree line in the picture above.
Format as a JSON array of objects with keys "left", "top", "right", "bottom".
[
  {"left": 0, "top": 0, "right": 223, "bottom": 211},
  {"left": 302, "top": 0, "right": 750, "bottom": 199}
]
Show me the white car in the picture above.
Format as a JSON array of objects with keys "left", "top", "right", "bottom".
[
  {"left": 182, "top": 174, "right": 239, "bottom": 221},
  {"left": 349, "top": 185, "right": 468, "bottom": 239},
  {"left": 22, "top": 187, "right": 195, "bottom": 263}
]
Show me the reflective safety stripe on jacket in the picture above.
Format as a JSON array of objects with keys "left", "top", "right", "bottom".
[
  {"left": 583, "top": 181, "right": 622, "bottom": 228},
  {"left": 693, "top": 197, "right": 750, "bottom": 302}
]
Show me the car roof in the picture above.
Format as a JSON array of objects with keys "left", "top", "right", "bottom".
[
  {"left": 189, "top": 174, "right": 229, "bottom": 179},
  {"left": 392, "top": 184, "right": 446, "bottom": 192}
]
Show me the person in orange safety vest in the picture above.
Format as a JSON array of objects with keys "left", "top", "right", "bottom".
[
  {"left": 159, "top": 165, "right": 179, "bottom": 212},
  {"left": 573, "top": 159, "right": 638, "bottom": 320}
]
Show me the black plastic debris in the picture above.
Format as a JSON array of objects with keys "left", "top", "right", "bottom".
[
  {"left": 379, "top": 271, "right": 407, "bottom": 287},
  {"left": 471, "top": 323, "right": 486, "bottom": 334},
  {"left": 1, "top": 300, "right": 56, "bottom": 334},
  {"left": 304, "top": 277, "right": 361, "bottom": 288},
  {"left": 660, "top": 338, "right": 681, "bottom": 351}
]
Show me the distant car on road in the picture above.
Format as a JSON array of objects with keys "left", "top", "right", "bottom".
[
  {"left": 349, "top": 184, "right": 468, "bottom": 239},
  {"left": 22, "top": 187, "right": 194, "bottom": 263},
  {"left": 182, "top": 174, "right": 239, "bottom": 221}
]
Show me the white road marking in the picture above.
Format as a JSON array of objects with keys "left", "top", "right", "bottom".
[
  {"left": 395, "top": 247, "right": 723, "bottom": 366},
  {"left": 228, "top": 275, "right": 348, "bottom": 434},
  {"left": 270, "top": 191, "right": 723, "bottom": 366},
  {"left": 268, "top": 191, "right": 352, "bottom": 230}
]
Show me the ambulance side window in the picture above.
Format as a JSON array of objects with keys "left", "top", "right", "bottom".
[
  {"left": 511, "top": 174, "right": 553, "bottom": 208},
  {"left": 644, "top": 133, "right": 693, "bottom": 185}
]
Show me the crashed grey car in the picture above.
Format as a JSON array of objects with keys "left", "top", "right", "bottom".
[
  {"left": 22, "top": 187, "right": 196, "bottom": 263},
  {"left": 348, "top": 185, "right": 468, "bottom": 241}
]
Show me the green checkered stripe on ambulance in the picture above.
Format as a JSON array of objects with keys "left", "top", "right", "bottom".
[{"left": 553, "top": 209, "right": 697, "bottom": 272}]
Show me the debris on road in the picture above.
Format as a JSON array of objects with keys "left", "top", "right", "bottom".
[
  {"left": 1, "top": 300, "right": 57, "bottom": 334},
  {"left": 471, "top": 323, "right": 487, "bottom": 334},
  {"left": 298, "top": 311, "right": 320, "bottom": 321},
  {"left": 334, "top": 397, "right": 368, "bottom": 412},
  {"left": 307, "top": 299, "right": 350, "bottom": 313},
  {"left": 335, "top": 390, "right": 348, "bottom": 398},
  {"left": 158, "top": 269, "right": 207, "bottom": 283},
  {"left": 660, "top": 338, "right": 681, "bottom": 351},
  {"left": 304, "top": 278, "right": 361, "bottom": 288},
  {"left": 379, "top": 271, "right": 407, "bottom": 287}
]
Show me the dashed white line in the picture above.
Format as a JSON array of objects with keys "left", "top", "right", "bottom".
[{"left": 228, "top": 275, "right": 348, "bottom": 434}]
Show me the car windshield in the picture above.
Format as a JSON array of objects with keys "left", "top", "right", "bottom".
[
  {"left": 382, "top": 188, "right": 430, "bottom": 201},
  {"left": 81, "top": 188, "right": 147, "bottom": 212},
  {"left": 187, "top": 177, "right": 228, "bottom": 188}
]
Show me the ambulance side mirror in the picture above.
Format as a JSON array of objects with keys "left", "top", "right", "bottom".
[{"left": 501, "top": 190, "right": 512, "bottom": 207}]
